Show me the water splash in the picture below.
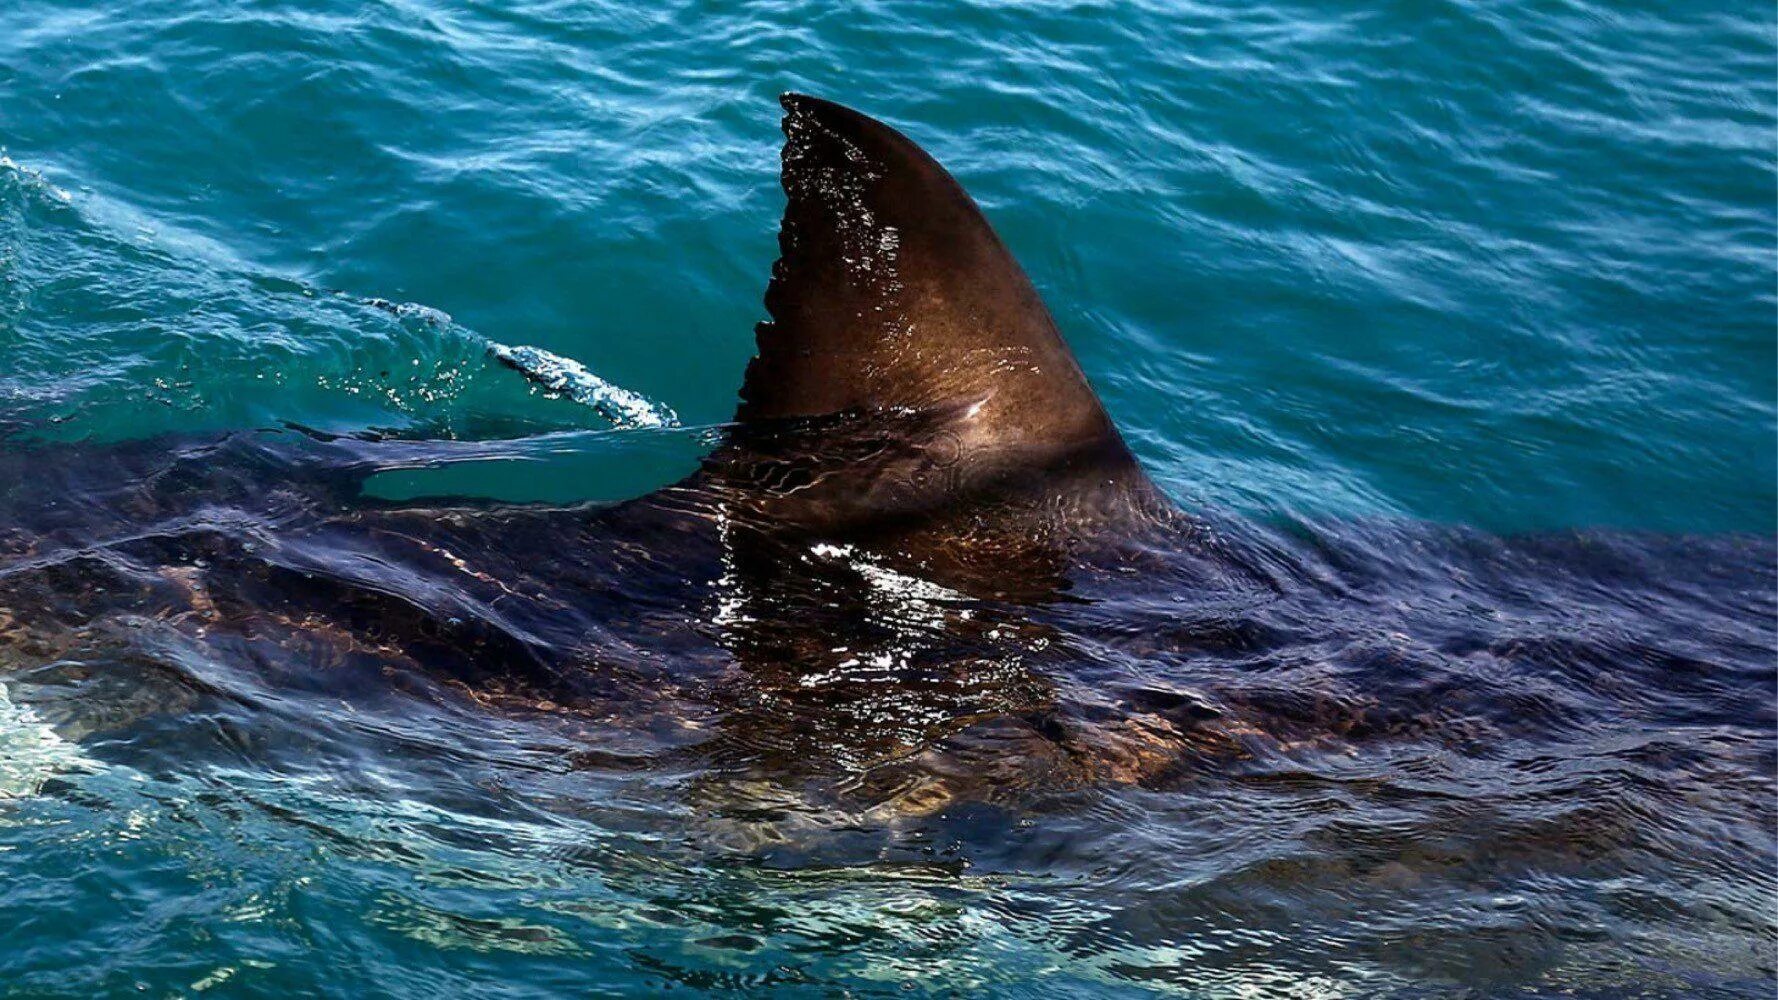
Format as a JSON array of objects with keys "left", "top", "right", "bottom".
[
  {"left": 0, "top": 154, "right": 73, "bottom": 206},
  {"left": 0, "top": 685, "right": 100, "bottom": 800},
  {"left": 488, "top": 341, "right": 679, "bottom": 430}
]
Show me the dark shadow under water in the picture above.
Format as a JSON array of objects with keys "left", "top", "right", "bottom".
[{"left": 0, "top": 429, "right": 1772, "bottom": 996}]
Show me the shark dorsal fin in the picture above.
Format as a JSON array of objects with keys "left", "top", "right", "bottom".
[
  {"left": 710, "top": 94, "right": 1166, "bottom": 549},
  {"left": 739, "top": 95, "right": 1127, "bottom": 463}
]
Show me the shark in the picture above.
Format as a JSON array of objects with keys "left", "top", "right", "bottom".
[{"left": 0, "top": 95, "right": 1768, "bottom": 839}]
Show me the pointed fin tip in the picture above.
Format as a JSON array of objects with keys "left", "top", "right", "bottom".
[{"left": 778, "top": 91, "right": 834, "bottom": 115}]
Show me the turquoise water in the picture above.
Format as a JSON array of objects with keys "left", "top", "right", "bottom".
[
  {"left": 3, "top": 0, "right": 1771, "bottom": 530},
  {"left": 0, "top": 1, "right": 1774, "bottom": 997}
]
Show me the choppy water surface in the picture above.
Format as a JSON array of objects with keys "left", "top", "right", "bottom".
[{"left": 0, "top": 1, "right": 1773, "bottom": 996}]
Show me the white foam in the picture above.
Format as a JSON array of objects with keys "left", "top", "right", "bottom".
[
  {"left": 0, "top": 685, "right": 99, "bottom": 800},
  {"left": 488, "top": 342, "right": 678, "bottom": 430},
  {"left": 0, "top": 154, "right": 73, "bottom": 205}
]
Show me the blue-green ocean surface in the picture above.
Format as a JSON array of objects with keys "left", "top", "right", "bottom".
[{"left": 0, "top": 1, "right": 1773, "bottom": 997}]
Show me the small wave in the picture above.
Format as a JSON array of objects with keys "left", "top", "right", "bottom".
[
  {"left": 360, "top": 297, "right": 454, "bottom": 327},
  {"left": 488, "top": 342, "right": 679, "bottom": 430},
  {"left": 0, "top": 154, "right": 73, "bottom": 206},
  {"left": 354, "top": 296, "right": 681, "bottom": 432}
]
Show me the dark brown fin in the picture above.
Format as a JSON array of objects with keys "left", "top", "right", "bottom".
[{"left": 739, "top": 94, "right": 1134, "bottom": 467}]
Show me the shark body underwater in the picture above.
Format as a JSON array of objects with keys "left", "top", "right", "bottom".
[{"left": 0, "top": 95, "right": 1770, "bottom": 856}]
